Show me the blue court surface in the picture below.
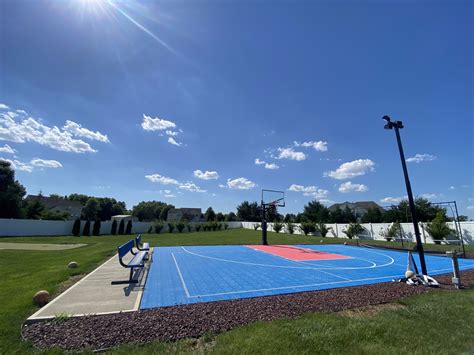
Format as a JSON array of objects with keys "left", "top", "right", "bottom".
[{"left": 140, "top": 244, "right": 474, "bottom": 309}]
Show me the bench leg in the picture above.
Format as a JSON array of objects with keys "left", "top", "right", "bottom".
[{"left": 110, "top": 268, "right": 139, "bottom": 285}]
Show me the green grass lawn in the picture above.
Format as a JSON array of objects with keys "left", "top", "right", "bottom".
[{"left": 1, "top": 228, "right": 473, "bottom": 354}]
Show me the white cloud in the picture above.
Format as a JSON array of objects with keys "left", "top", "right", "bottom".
[
  {"left": 30, "top": 158, "right": 62, "bottom": 168},
  {"left": 0, "top": 112, "right": 103, "bottom": 153},
  {"left": 288, "top": 184, "right": 329, "bottom": 198},
  {"left": 194, "top": 169, "right": 219, "bottom": 180},
  {"left": 168, "top": 137, "right": 182, "bottom": 146},
  {"left": 449, "top": 186, "right": 455, "bottom": 190},
  {"left": 63, "top": 120, "right": 109, "bottom": 142},
  {"left": 179, "top": 182, "right": 206, "bottom": 192},
  {"left": 165, "top": 130, "right": 178, "bottom": 136},
  {"left": 16, "top": 109, "right": 27, "bottom": 115},
  {"left": 165, "top": 194, "right": 176, "bottom": 198},
  {"left": 467, "top": 205, "right": 474, "bottom": 210},
  {"left": 295, "top": 140, "right": 328, "bottom": 152},
  {"left": 145, "top": 174, "right": 179, "bottom": 185},
  {"left": 255, "top": 158, "right": 265, "bottom": 165},
  {"left": 338, "top": 181, "right": 369, "bottom": 193},
  {"left": 0, "top": 144, "right": 16, "bottom": 154},
  {"left": 1, "top": 158, "right": 33, "bottom": 172},
  {"left": 145, "top": 173, "right": 205, "bottom": 192},
  {"left": 325, "top": 159, "right": 375, "bottom": 180},
  {"left": 227, "top": 177, "right": 256, "bottom": 190},
  {"left": 380, "top": 196, "right": 407, "bottom": 204},
  {"left": 141, "top": 114, "right": 176, "bottom": 131},
  {"left": 265, "top": 163, "right": 279, "bottom": 170},
  {"left": 406, "top": 153, "right": 437, "bottom": 163},
  {"left": 0, "top": 104, "right": 9, "bottom": 110},
  {"left": 218, "top": 184, "right": 226, "bottom": 188},
  {"left": 276, "top": 147, "right": 306, "bottom": 161}
]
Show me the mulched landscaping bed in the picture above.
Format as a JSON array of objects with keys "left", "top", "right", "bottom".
[{"left": 22, "top": 269, "right": 474, "bottom": 351}]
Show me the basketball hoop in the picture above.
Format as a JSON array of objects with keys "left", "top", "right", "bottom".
[{"left": 261, "top": 189, "right": 285, "bottom": 245}]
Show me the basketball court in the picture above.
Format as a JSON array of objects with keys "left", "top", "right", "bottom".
[{"left": 140, "top": 244, "right": 474, "bottom": 309}]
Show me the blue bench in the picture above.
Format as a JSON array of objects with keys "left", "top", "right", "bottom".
[
  {"left": 111, "top": 239, "right": 148, "bottom": 284},
  {"left": 135, "top": 234, "right": 150, "bottom": 252}
]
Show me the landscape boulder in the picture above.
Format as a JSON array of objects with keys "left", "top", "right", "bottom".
[
  {"left": 33, "top": 290, "right": 50, "bottom": 307},
  {"left": 68, "top": 261, "right": 78, "bottom": 269}
]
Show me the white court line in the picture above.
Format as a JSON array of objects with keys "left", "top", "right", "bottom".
[
  {"left": 181, "top": 246, "right": 394, "bottom": 271},
  {"left": 172, "top": 253, "right": 190, "bottom": 298},
  {"left": 182, "top": 266, "right": 470, "bottom": 299}
]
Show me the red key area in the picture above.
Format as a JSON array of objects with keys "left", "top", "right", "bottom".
[{"left": 246, "top": 245, "right": 351, "bottom": 261}]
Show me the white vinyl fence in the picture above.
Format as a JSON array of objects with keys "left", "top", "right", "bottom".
[
  {"left": 0, "top": 219, "right": 242, "bottom": 237},
  {"left": 241, "top": 221, "right": 474, "bottom": 246},
  {"left": 1, "top": 218, "right": 473, "bottom": 246}
]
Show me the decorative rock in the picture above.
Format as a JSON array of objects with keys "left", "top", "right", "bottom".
[
  {"left": 68, "top": 261, "right": 78, "bottom": 269},
  {"left": 405, "top": 270, "right": 415, "bottom": 279},
  {"left": 343, "top": 242, "right": 348, "bottom": 245},
  {"left": 33, "top": 290, "right": 50, "bottom": 307},
  {"left": 320, "top": 240, "right": 324, "bottom": 243}
]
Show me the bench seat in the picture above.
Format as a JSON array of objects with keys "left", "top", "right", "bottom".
[{"left": 111, "top": 239, "right": 148, "bottom": 284}]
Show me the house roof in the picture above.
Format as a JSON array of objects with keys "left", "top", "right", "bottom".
[{"left": 25, "top": 195, "right": 82, "bottom": 209}]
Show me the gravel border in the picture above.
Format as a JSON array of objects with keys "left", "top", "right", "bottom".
[{"left": 22, "top": 269, "right": 474, "bottom": 351}]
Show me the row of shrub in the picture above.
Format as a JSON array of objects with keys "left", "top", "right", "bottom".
[
  {"left": 256, "top": 217, "right": 457, "bottom": 244},
  {"left": 150, "top": 221, "right": 229, "bottom": 234},
  {"left": 72, "top": 218, "right": 133, "bottom": 236}
]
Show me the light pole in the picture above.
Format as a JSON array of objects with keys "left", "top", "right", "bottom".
[{"left": 383, "top": 115, "right": 428, "bottom": 275}]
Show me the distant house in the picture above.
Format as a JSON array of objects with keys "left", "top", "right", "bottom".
[
  {"left": 25, "top": 195, "right": 82, "bottom": 220},
  {"left": 328, "top": 201, "right": 383, "bottom": 219},
  {"left": 167, "top": 208, "right": 203, "bottom": 222}
]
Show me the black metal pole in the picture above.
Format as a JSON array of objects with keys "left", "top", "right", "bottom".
[
  {"left": 262, "top": 203, "right": 268, "bottom": 245},
  {"left": 393, "top": 125, "right": 428, "bottom": 275},
  {"left": 453, "top": 201, "right": 466, "bottom": 258}
]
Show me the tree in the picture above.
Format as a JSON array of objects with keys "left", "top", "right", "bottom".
[
  {"left": 361, "top": 208, "right": 384, "bottom": 223},
  {"left": 273, "top": 221, "right": 283, "bottom": 233},
  {"left": 236, "top": 201, "right": 260, "bottom": 222},
  {"left": 92, "top": 220, "right": 101, "bottom": 236},
  {"left": 328, "top": 208, "right": 344, "bottom": 223},
  {"left": 343, "top": 223, "right": 365, "bottom": 239},
  {"left": 226, "top": 212, "right": 238, "bottom": 221},
  {"left": 284, "top": 213, "right": 296, "bottom": 223},
  {"left": 299, "top": 222, "right": 316, "bottom": 236},
  {"left": 118, "top": 220, "right": 125, "bottom": 235},
  {"left": 425, "top": 211, "right": 455, "bottom": 244},
  {"left": 72, "top": 218, "right": 81, "bottom": 236},
  {"left": 25, "top": 199, "right": 45, "bottom": 219},
  {"left": 83, "top": 220, "right": 91, "bottom": 236},
  {"left": 342, "top": 206, "right": 356, "bottom": 223},
  {"left": 125, "top": 220, "right": 132, "bottom": 234},
  {"left": 66, "top": 193, "right": 90, "bottom": 206},
  {"left": 111, "top": 220, "right": 117, "bottom": 235},
  {"left": 315, "top": 222, "right": 332, "bottom": 237},
  {"left": 132, "top": 201, "right": 174, "bottom": 221},
  {"left": 0, "top": 160, "right": 26, "bottom": 218},
  {"left": 205, "top": 207, "right": 216, "bottom": 221},
  {"left": 216, "top": 212, "right": 225, "bottom": 222},
  {"left": 303, "top": 200, "right": 329, "bottom": 222},
  {"left": 83, "top": 198, "right": 100, "bottom": 221}
]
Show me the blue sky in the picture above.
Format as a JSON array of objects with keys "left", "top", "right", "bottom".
[{"left": 0, "top": 0, "right": 472, "bottom": 217}]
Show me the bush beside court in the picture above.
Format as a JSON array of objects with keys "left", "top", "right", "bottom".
[{"left": 1, "top": 229, "right": 474, "bottom": 353}]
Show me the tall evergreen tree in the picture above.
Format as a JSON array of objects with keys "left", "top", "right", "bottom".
[
  {"left": 83, "top": 220, "right": 91, "bottom": 236},
  {"left": 125, "top": 220, "right": 132, "bottom": 234},
  {"left": 111, "top": 220, "right": 118, "bottom": 235},
  {"left": 92, "top": 220, "right": 101, "bottom": 236},
  {"left": 72, "top": 218, "right": 81, "bottom": 236},
  {"left": 118, "top": 219, "right": 125, "bottom": 235}
]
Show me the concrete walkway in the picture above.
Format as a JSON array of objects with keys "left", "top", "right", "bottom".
[
  {"left": 27, "top": 250, "right": 152, "bottom": 323},
  {"left": 0, "top": 242, "right": 87, "bottom": 251}
]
